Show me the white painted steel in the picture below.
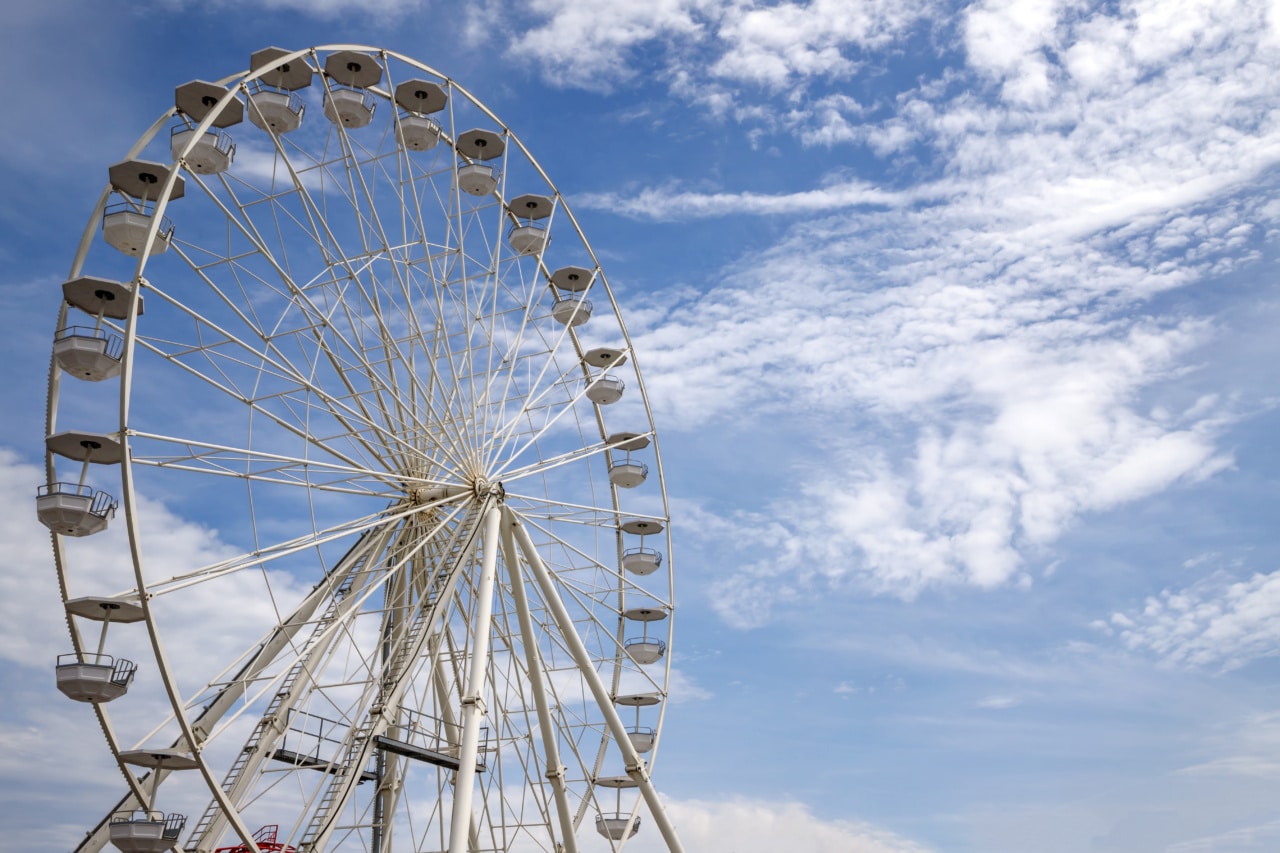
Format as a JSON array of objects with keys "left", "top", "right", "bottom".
[{"left": 47, "top": 44, "right": 679, "bottom": 853}]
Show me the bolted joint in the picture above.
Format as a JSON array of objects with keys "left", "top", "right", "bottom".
[
  {"left": 460, "top": 695, "right": 487, "bottom": 714},
  {"left": 544, "top": 764, "right": 566, "bottom": 781},
  {"left": 472, "top": 477, "right": 505, "bottom": 503}
]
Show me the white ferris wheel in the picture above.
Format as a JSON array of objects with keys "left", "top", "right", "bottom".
[{"left": 40, "top": 45, "right": 682, "bottom": 853}]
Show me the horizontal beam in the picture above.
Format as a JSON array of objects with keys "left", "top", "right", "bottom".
[
  {"left": 373, "top": 735, "right": 486, "bottom": 772},
  {"left": 269, "top": 749, "right": 377, "bottom": 782}
]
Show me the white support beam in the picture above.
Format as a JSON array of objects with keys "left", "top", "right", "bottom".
[
  {"left": 509, "top": 510, "right": 685, "bottom": 853},
  {"left": 500, "top": 507, "right": 579, "bottom": 853},
  {"left": 448, "top": 504, "right": 502, "bottom": 853}
]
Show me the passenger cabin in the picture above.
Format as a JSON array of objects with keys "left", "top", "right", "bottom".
[
  {"left": 246, "top": 47, "right": 312, "bottom": 134},
  {"left": 54, "top": 278, "right": 141, "bottom": 382},
  {"left": 56, "top": 653, "right": 136, "bottom": 702},
  {"left": 595, "top": 775, "right": 643, "bottom": 840},
  {"left": 54, "top": 325, "right": 123, "bottom": 382},
  {"left": 607, "top": 432, "right": 650, "bottom": 489},
  {"left": 323, "top": 51, "right": 381, "bottom": 128},
  {"left": 103, "top": 160, "right": 185, "bottom": 256},
  {"left": 56, "top": 597, "right": 144, "bottom": 703},
  {"left": 172, "top": 80, "right": 243, "bottom": 174},
  {"left": 108, "top": 750, "right": 197, "bottom": 853},
  {"left": 394, "top": 79, "right": 447, "bottom": 151},
  {"left": 623, "top": 600, "right": 669, "bottom": 664},
  {"left": 596, "top": 813, "right": 641, "bottom": 841},
  {"left": 456, "top": 129, "right": 504, "bottom": 196},
  {"left": 507, "top": 194, "right": 553, "bottom": 256},
  {"left": 626, "top": 726, "right": 656, "bottom": 753},
  {"left": 586, "top": 374, "right": 625, "bottom": 405},
  {"left": 583, "top": 346, "right": 628, "bottom": 405},
  {"left": 551, "top": 294, "right": 592, "bottom": 326},
  {"left": 622, "top": 547, "right": 662, "bottom": 575},
  {"left": 36, "top": 431, "right": 122, "bottom": 537}
]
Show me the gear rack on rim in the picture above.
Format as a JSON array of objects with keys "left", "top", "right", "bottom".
[{"left": 42, "top": 44, "right": 682, "bottom": 853}]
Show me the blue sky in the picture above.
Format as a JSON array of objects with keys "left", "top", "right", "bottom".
[{"left": 3, "top": 1, "right": 1280, "bottom": 852}]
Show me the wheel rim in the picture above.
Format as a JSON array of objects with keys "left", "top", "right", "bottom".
[{"left": 46, "top": 46, "right": 676, "bottom": 853}]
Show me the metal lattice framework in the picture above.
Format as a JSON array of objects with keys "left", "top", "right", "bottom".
[{"left": 43, "top": 45, "right": 681, "bottom": 853}]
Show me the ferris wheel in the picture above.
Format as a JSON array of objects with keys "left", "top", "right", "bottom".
[{"left": 39, "top": 45, "right": 682, "bottom": 853}]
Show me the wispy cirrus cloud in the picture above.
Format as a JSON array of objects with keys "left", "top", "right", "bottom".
[
  {"left": 1101, "top": 571, "right": 1280, "bottom": 671},
  {"left": 627, "top": 796, "right": 934, "bottom": 853},
  {"left": 578, "top": 177, "right": 916, "bottom": 219},
  {"left": 600, "top": 2, "right": 1280, "bottom": 616},
  {"left": 489, "top": 0, "right": 936, "bottom": 101}
]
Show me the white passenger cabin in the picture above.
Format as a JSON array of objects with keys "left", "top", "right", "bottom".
[
  {"left": 36, "top": 432, "right": 122, "bottom": 536},
  {"left": 54, "top": 326, "right": 123, "bottom": 381},
  {"left": 54, "top": 278, "right": 141, "bottom": 382},
  {"left": 323, "top": 51, "right": 381, "bottom": 128},
  {"left": 507, "top": 194, "right": 553, "bottom": 256},
  {"left": 172, "top": 80, "right": 243, "bottom": 174},
  {"left": 246, "top": 46, "right": 312, "bottom": 134},
  {"left": 622, "top": 547, "right": 662, "bottom": 575},
  {"left": 103, "top": 160, "right": 185, "bottom": 256},
  {"left": 56, "top": 653, "right": 135, "bottom": 702},
  {"left": 55, "top": 597, "right": 145, "bottom": 703},
  {"left": 395, "top": 79, "right": 448, "bottom": 151},
  {"left": 456, "top": 129, "right": 504, "bottom": 196},
  {"left": 597, "top": 813, "right": 641, "bottom": 841},
  {"left": 586, "top": 374, "right": 625, "bottom": 404},
  {"left": 551, "top": 294, "right": 592, "bottom": 326},
  {"left": 108, "top": 750, "right": 198, "bottom": 853},
  {"left": 607, "top": 432, "right": 650, "bottom": 488}
]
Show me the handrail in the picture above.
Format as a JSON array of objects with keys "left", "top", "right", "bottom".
[
  {"left": 38, "top": 482, "right": 120, "bottom": 518},
  {"left": 55, "top": 326, "right": 125, "bottom": 359},
  {"left": 624, "top": 638, "right": 668, "bottom": 653},
  {"left": 248, "top": 80, "right": 306, "bottom": 116},
  {"left": 102, "top": 203, "right": 175, "bottom": 238},
  {"left": 327, "top": 84, "right": 377, "bottom": 110},
  {"left": 171, "top": 125, "right": 236, "bottom": 156}
]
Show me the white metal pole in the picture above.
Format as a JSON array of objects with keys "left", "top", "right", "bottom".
[
  {"left": 448, "top": 503, "right": 502, "bottom": 853},
  {"left": 499, "top": 507, "right": 579, "bottom": 853},
  {"left": 509, "top": 511, "right": 685, "bottom": 853}
]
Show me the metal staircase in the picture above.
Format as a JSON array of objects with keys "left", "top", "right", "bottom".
[
  {"left": 294, "top": 506, "right": 485, "bottom": 852},
  {"left": 187, "top": 548, "right": 374, "bottom": 851}
]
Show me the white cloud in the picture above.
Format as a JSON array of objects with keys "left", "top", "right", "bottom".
[
  {"left": 709, "top": 0, "right": 931, "bottom": 89},
  {"left": 208, "top": 0, "right": 419, "bottom": 15},
  {"left": 1108, "top": 571, "right": 1280, "bottom": 671},
  {"left": 579, "top": 177, "right": 913, "bottom": 219},
  {"left": 626, "top": 797, "right": 933, "bottom": 853},
  {"left": 581, "top": 1, "right": 1280, "bottom": 614},
  {"left": 639, "top": 205, "right": 1237, "bottom": 611},
  {"left": 964, "top": 0, "right": 1068, "bottom": 105},
  {"left": 503, "top": 0, "right": 715, "bottom": 90},
  {"left": 1165, "top": 820, "right": 1280, "bottom": 853},
  {"left": 497, "top": 0, "right": 936, "bottom": 102}
]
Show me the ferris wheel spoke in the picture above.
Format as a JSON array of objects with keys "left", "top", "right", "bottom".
[
  {"left": 140, "top": 497, "right": 464, "bottom": 602},
  {"left": 483, "top": 362, "right": 599, "bottom": 476},
  {"left": 126, "top": 431, "right": 404, "bottom": 495},
  {"left": 476, "top": 317, "right": 577, "bottom": 473},
  {"left": 496, "top": 434, "right": 622, "bottom": 485},
  {"left": 134, "top": 279, "right": 475, "bottom": 482},
  {"left": 498, "top": 519, "right": 581, "bottom": 851},
  {"left": 218, "top": 100, "right": 461, "bottom": 476}
]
